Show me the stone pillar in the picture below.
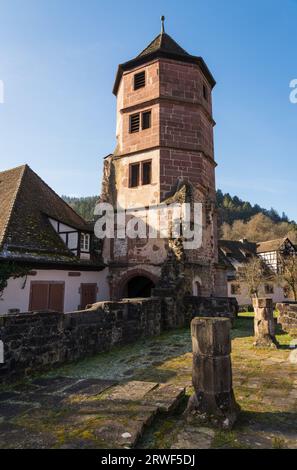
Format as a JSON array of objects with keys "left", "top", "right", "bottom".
[
  {"left": 253, "top": 298, "right": 278, "bottom": 348},
  {"left": 187, "top": 317, "right": 240, "bottom": 429}
]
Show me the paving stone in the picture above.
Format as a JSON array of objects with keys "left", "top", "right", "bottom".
[
  {"left": 32, "top": 376, "right": 79, "bottom": 393},
  {"left": 171, "top": 426, "right": 215, "bottom": 449},
  {"left": 106, "top": 381, "right": 158, "bottom": 401},
  {"left": 143, "top": 384, "right": 185, "bottom": 412},
  {"left": 63, "top": 399, "right": 159, "bottom": 448},
  {"left": 0, "top": 391, "right": 21, "bottom": 401},
  {"left": 0, "top": 402, "right": 35, "bottom": 420},
  {"left": 13, "top": 383, "right": 41, "bottom": 393},
  {"left": 64, "top": 379, "right": 116, "bottom": 397},
  {"left": 16, "top": 393, "right": 67, "bottom": 407},
  {"left": 0, "top": 423, "right": 56, "bottom": 449}
]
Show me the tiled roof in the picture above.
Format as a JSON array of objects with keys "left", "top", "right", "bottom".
[
  {"left": 137, "top": 32, "right": 190, "bottom": 58},
  {"left": 0, "top": 165, "right": 101, "bottom": 267},
  {"left": 256, "top": 238, "right": 287, "bottom": 253},
  {"left": 0, "top": 165, "right": 26, "bottom": 249},
  {"left": 219, "top": 239, "right": 257, "bottom": 264},
  {"left": 219, "top": 236, "right": 296, "bottom": 271}
]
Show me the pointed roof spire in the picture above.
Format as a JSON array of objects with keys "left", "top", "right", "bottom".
[
  {"left": 113, "top": 19, "right": 216, "bottom": 95},
  {"left": 161, "top": 15, "right": 165, "bottom": 34}
]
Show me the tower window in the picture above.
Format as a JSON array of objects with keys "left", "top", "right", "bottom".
[
  {"left": 203, "top": 84, "right": 208, "bottom": 101},
  {"left": 129, "top": 160, "right": 152, "bottom": 187},
  {"left": 142, "top": 111, "right": 151, "bottom": 130},
  {"left": 129, "top": 113, "right": 140, "bottom": 133},
  {"left": 130, "top": 163, "right": 140, "bottom": 187},
  {"left": 142, "top": 161, "right": 152, "bottom": 185},
  {"left": 134, "top": 71, "right": 146, "bottom": 90}
]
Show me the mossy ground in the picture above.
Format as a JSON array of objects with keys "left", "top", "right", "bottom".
[{"left": 1, "top": 314, "right": 297, "bottom": 449}]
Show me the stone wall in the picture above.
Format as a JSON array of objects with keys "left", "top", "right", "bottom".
[
  {"left": 276, "top": 302, "right": 297, "bottom": 336},
  {"left": 183, "top": 296, "right": 239, "bottom": 323},
  {"left": 0, "top": 295, "right": 237, "bottom": 384},
  {"left": 0, "top": 298, "right": 162, "bottom": 384}
]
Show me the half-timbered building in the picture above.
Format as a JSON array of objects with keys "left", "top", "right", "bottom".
[{"left": 0, "top": 165, "right": 108, "bottom": 314}]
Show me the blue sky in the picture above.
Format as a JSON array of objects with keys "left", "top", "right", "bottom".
[{"left": 0, "top": 0, "right": 296, "bottom": 220}]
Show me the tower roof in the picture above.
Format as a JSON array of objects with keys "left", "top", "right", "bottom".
[
  {"left": 137, "top": 32, "right": 190, "bottom": 58},
  {"left": 113, "top": 26, "right": 216, "bottom": 95}
]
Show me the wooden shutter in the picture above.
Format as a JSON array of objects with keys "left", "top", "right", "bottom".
[
  {"left": 80, "top": 284, "right": 97, "bottom": 309},
  {"left": 29, "top": 282, "right": 64, "bottom": 312},
  {"left": 48, "top": 283, "right": 65, "bottom": 312},
  {"left": 29, "top": 283, "right": 49, "bottom": 311}
]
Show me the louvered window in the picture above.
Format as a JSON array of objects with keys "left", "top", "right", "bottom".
[
  {"left": 134, "top": 71, "right": 145, "bottom": 90},
  {"left": 129, "top": 113, "right": 140, "bottom": 133}
]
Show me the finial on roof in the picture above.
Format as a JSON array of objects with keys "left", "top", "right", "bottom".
[{"left": 161, "top": 15, "right": 165, "bottom": 34}]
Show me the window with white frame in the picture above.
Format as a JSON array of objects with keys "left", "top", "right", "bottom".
[{"left": 80, "top": 233, "right": 90, "bottom": 252}]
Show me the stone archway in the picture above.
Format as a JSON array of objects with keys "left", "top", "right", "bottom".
[{"left": 117, "top": 270, "right": 158, "bottom": 299}]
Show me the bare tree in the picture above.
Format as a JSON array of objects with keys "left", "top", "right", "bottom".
[
  {"left": 237, "top": 256, "right": 271, "bottom": 299},
  {"left": 278, "top": 254, "right": 297, "bottom": 301}
]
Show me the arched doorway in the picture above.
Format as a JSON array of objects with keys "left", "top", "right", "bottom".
[{"left": 123, "top": 276, "right": 155, "bottom": 298}]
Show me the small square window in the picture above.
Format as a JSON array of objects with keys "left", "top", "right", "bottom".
[
  {"left": 142, "top": 111, "right": 151, "bottom": 130},
  {"left": 130, "top": 163, "right": 140, "bottom": 187},
  {"left": 134, "top": 71, "right": 145, "bottom": 90},
  {"left": 142, "top": 161, "right": 152, "bottom": 185},
  {"left": 129, "top": 113, "right": 140, "bottom": 133}
]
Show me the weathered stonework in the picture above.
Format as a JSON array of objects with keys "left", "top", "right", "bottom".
[
  {"left": 0, "top": 293, "right": 237, "bottom": 384},
  {"left": 187, "top": 317, "right": 240, "bottom": 429},
  {"left": 277, "top": 302, "right": 297, "bottom": 337},
  {"left": 253, "top": 298, "right": 278, "bottom": 348},
  {"left": 99, "top": 32, "right": 228, "bottom": 303},
  {"left": 0, "top": 298, "right": 161, "bottom": 384}
]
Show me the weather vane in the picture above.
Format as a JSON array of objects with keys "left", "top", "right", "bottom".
[{"left": 161, "top": 15, "right": 165, "bottom": 34}]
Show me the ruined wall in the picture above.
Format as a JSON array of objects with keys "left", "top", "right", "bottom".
[
  {"left": 276, "top": 302, "right": 297, "bottom": 336},
  {"left": 0, "top": 298, "right": 162, "bottom": 384},
  {"left": 0, "top": 294, "right": 237, "bottom": 384},
  {"left": 183, "top": 296, "right": 239, "bottom": 324}
]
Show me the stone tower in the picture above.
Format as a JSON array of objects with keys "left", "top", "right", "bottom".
[{"left": 100, "top": 20, "right": 227, "bottom": 300}]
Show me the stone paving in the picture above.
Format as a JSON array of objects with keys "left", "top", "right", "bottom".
[
  {"left": 0, "top": 316, "right": 297, "bottom": 449},
  {"left": 0, "top": 377, "right": 185, "bottom": 448}
]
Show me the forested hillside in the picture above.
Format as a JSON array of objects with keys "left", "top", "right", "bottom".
[
  {"left": 62, "top": 196, "right": 98, "bottom": 222},
  {"left": 62, "top": 192, "right": 296, "bottom": 243}
]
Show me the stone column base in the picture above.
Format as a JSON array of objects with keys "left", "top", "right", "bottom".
[{"left": 186, "top": 390, "right": 240, "bottom": 430}]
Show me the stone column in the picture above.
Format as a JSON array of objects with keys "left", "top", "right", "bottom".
[
  {"left": 253, "top": 298, "right": 278, "bottom": 348},
  {"left": 187, "top": 317, "right": 240, "bottom": 429}
]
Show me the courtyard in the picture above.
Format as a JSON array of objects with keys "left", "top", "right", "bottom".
[{"left": 0, "top": 315, "right": 296, "bottom": 449}]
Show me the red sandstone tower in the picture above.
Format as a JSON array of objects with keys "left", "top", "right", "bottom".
[{"left": 100, "top": 18, "right": 227, "bottom": 299}]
